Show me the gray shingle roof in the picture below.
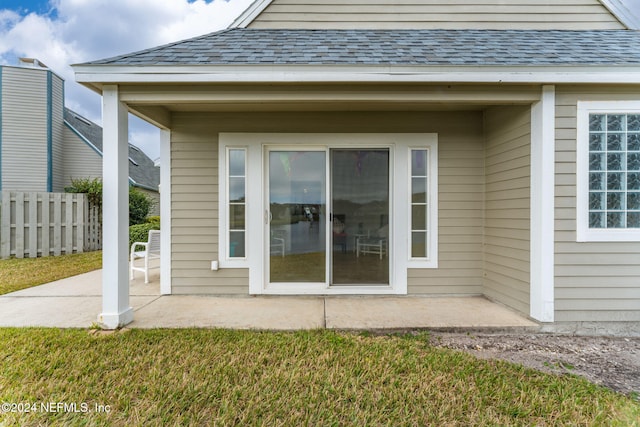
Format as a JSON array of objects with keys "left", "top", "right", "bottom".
[
  {"left": 84, "top": 29, "right": 640, "bottom": 67},
  {"left": 63, "top": 108, "right": 160, "bottom": 192}
]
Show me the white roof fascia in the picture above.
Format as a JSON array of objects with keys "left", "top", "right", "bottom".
[
  {"left": 600, "top": 0, "right": 640, "bottom": 29},
  {"left": 229, "top": 0, "right": 273, "bottom": 28},
  {"left": 74, "top": 64, "right": 640, "bottom": 86}
]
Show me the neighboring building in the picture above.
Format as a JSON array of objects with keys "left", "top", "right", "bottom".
[
  {"left": 64, "top": 108, "right": 160, "bottom": 214},
  {"left": 74, "top": 0, "right": 640, "bottom": 334},
  {"left": 0, "top": 59, "right": 159, "bottom": 211}
]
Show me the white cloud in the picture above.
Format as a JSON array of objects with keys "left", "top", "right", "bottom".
[{"left": 0, "top": 0, "right": 254, "bottom": 159}]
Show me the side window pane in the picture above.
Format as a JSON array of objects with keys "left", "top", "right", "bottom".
[
  {"left": 229, "top": 231, "right": 245, "bottom": 258},
  {"left": 411, "top": 232, "right": 427, "bottom": 258},
  {"left": 411, "top": 150, "right": 427, "bottom": 176},
  {"left": 411, "top": 205, "right": 426, "bottom": 230},
  {"left": 229, "top": 205, "right": 245, "bottom": 230},
  {"left": 229, "top": 177, "right": 245, "bottom": 202},
  {"left": 410, "top": 149, "right": 429, "bottom": 258},
  {"left": 229, "top": 149, "right": 245, "bottom": 175},
  {"left": 228, "top": 149, "right": 246, "bottom": 258}
]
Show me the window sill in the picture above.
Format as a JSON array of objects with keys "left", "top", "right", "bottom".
[{"left": 577, "top": 229, "right": 640, "bottom": 242}]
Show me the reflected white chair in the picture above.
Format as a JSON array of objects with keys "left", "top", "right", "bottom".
[
  {"left": 270, "top": 230, "right": 285, "bottom": 257},
  {"left": 356, "top": 225, "right": 388, "bottom": 259},
  {"left": 130, "top": 229, "right": 161, "bottom": 284}
]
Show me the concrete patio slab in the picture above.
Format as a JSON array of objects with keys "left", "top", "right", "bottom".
[
  {"left": 0, "top": 266, "right": 160, "bottom": 328},
  {"left": 6, "top": 269, "right": 160, "bottom": 297},
  {"left": 0, "top": 268, "right": 539, "bottom": 331},
  {"left": 325, "top": 296, "right": 539, "bottom": 330},
  {"left": 0, "top": 295, "right": 158, "bottom": 328},
  {"left": 131, "top": 296, "right": 326, "bottom": 330}
]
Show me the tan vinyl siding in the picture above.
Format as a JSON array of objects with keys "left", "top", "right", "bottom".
[
  {"left": 51, "top": 73, "right": 65, "bottom": 192},
  {"left": 408, "top": 115, "right": 485, "bottom": 295},
  {"left": 249, "top": 0, "right": 625, "bottom": 30},
  {"left": 1, "top": 67, "right": 48, "bottom": 191},
  {"left": 171, "top": 116, "right": 230, "bottom": 294},
  {"left": 61, "top": 125, "right": 102, "bottom": 187},
  {"left": 171, "top": 111, "right": 485, "bottom": 295},
  {"left": 483, "top": 106, "right": 531, "bottom": 315},
  {"left": 555, "top": 85, "right": 640, "bottom": 322}
]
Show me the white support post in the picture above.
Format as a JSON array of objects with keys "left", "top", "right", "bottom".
[
  {"left": 99, "top": 84, "right": 133, "bottom": 329},
  {"left": 160, "top": 129, "right": 172, "bottom": 295},
  {"left": 530, "top": 85, "right": 555, "bottom": 323}
]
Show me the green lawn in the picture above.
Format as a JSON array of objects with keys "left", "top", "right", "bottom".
[
  {"left": 0, "top": 251, "right": 102, "bottom": 295},
  {"left": 0, "top": 328, "right": 637, "bottom": 426}
]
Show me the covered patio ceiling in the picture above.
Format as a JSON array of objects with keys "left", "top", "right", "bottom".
[{"left": 115, "top": 82, "right": 543, "bottom": 127}]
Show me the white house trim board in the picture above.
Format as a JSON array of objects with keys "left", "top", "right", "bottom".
[
  {"left": 74, "top": 65, "right": 640, "bottom": 87},
  {"left": 230, "top": 0, "right": 273, "bottom": 28},
  {"left": 600, "top": 0, "right": 640, "bottom": 29},
  {"left": 530, "top": 85, "right": 555, "bottom": 323},
  {"left": 160, "top": 129, "right": 172, "bottom": 295},
  {"left": 100, "top": 85, "right": 133, "bottom": 329}
]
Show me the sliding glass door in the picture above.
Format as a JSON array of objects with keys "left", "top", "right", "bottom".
[
  {"left": 268, "top": 150, "right": 326, "bottom": 283},
  {"left": 266, "top": 147, "right": 389, "bottom": 288},
  {"left": 331, "top": 149, "right": 389, "bottom": 285}
]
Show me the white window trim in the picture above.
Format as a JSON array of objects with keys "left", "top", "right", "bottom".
[
  {"left": 577, "top": 100, "right": 640, "bottom": 242},
  {"left": 219, "top": 133, "right": 438, "bottom": 295},
  {"left": 218, "top": 145, "right": 250, "bottom": 268},
  {"left": 406, "top": 145, "right": 439, "bottom": 268}
]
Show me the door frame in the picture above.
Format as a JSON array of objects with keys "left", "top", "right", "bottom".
[
  {"left": 264, "top": 144, "right": 393, "bottom": 293},
  {"left": 264, "top": 145, "right": 331, "bottom": 293},
  {"left": 219, "top": 132, "right": 438, "bottom": 296}
]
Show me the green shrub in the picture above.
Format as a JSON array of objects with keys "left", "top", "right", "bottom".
[
  {"left": 65, "top": 177, "right": 103, "bottom": 208},
  {"left": 145, "top": 216, "right": 160, "bottom": 227},
  {"left": 129, "top": 188, "right": 155, "bottom": 226},
  {"left": 66, "top": 178, "right": 156, "bottom": 226},
  {"left": 129, "top": 222, "right": 160, "bottom": 250}
]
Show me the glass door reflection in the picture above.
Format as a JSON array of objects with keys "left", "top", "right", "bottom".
[
  {"left": 331, "top": 149, "right": 389, "bottom": 285},
  {"left": 268, "top": 150, "right": 326, "bottom": 283}
]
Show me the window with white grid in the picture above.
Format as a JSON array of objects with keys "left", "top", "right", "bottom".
[
  {"left": 587, "top": 113, "right": 640, "bottom": 229},
  {"left": 577, "top": 101, "right": 640, "bottom": 241}
]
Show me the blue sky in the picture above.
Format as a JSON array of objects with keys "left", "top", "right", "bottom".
[
  {"left": 0, "top": 0, "right": 253, "bottom": 159},
  {"left": 1, "top": 1, "right": 52, "bottom": 14}
]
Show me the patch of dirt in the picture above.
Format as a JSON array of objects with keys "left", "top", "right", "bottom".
[{"left": 428, "top": 332, "right": 640, "bottom": 399}]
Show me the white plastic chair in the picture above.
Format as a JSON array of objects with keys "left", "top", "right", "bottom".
[
  {"left": 356, "top": 225, "right": 388, "bottom": 259},
  {"left": 270, "top": 229, "right": 285, "bottom": 257},
  {"left": 130, "top": 229, "right": 161, "bottom": 283}
]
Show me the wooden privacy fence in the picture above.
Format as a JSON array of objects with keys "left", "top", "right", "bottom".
[{"left": 0, "top": 191, "right": 102, "bottom": 259}]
